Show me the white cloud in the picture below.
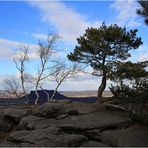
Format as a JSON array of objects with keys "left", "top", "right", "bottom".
[
  {"left": 28, "top": 1, "right": 101, "bottom": 44},
  {"left": 138, "top": 45, "right": 148, "bottom": 61},
  {"left": 0, "top": 38, "right": 20, "bottom": 59},
  {"left": 110, "top": 0, "right": 141, "bottom": 27},
  {"left": 139, "top": 54, "right": 148, "bottom": 62},
  {"left": 32, "top": 33, "right": 47, "bottom": 40},
  {"left": 0, "top": 38, "right": 38, "bottom": 60},
  {"left": 129, "top": 44, "right": 148, "bottom": 62}
]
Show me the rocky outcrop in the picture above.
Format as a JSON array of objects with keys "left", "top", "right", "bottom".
[
  {"left": 0, "top": 118, "right": 13, "bottom": 133},
  {"left": 32, "top": 102, "right": 79, "bottom": 117},
  {"left": 80, "top": 141, "right": 109, "bottom": 147},
  {"left": 8, "top": 127, "right": 88, "bottom": 147},
  {"left": 0, "top": 102, "right": 147, "bottom": 147},
  {"left": 99, "top": 125, "right": 148, "bottom": 147},
  {"left": 3, "top": 107, "right": 31, "bottom": 123}
]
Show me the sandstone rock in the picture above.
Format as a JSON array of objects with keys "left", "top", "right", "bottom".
[
  {"left": 66, "top": 102, "right": 106, "bottom": 115},
  {"left": 32, "top": 102, "right": 79, "bottom": 118},
  {"left": 3, "top": 108, "right": 31, "bottom": 123},
  {"left": 99, "top": 125, "right": 148, "bottom": 147},
  {"left": 1, "top": 102, "right": 148, "bottom": 147},
  {"left": 17, "top": 115, "right": 56, "bottom": 130},
  {"left": 80, "top": 140, "right": 108, "bottom": 147},
  {"left": 84, "top": 129, "right": 101, "bottom": 141},
  {"left": 0, "top": 141, "right": 18, "bottom": 147},
  {"left": 8, "top": 127, "right": 88, "bottom": 147},
  {"left": 99, "top": 129, "right": 118, "bottom": 146},
  {"left": 58, "top": 111, "right": 132, "bottom": 131},
  {"left": 0, "top": 118, "right": 13, "bottom": 133}
]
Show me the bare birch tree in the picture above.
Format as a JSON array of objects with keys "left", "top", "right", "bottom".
[
  {"left": 34, "top": 34, "right": 60, "bottom": 105},
  {"left": 49, "top": 62, "right": 83, "bottom": 101},
  {"left": 13, "top": 45, "right": 29, "bottom": 98},
  {"left": 4, "top": 77, "right": 22, "bottom": 98}
]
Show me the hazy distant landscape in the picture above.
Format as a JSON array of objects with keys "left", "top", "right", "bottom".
[
  {"left": 0, "top": 90, "right": 112, "bottom": 99},
  {"left": 61, "top": 90, "right": 113, "bottom": 98}
]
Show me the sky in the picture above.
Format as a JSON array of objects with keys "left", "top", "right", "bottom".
[{"left": 0, "top": 0, "right": 148, "bottom": 91}]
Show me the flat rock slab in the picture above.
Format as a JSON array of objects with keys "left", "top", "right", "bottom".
[
  {"left": 17, "top": 115, "right": 56, "bottom": 130},
  {"left": 32, "top": 102, "right": 106, "bottom": 117},
  {"left": 58, "top": 111, "right": 132, "bottom": 130},
  {"left": 18, "top": 110, "right": 132, "bottom": 132},
  {"left": 32, "top": 102, "right": 79, "bottom": 118},
  {"left": 99, "top": 125, "right": 148, "bottom": 147},
  {"left": 80, "top": 140, "right": 109, "bottom": 147},
  {"left": 3, "top": 108, "right": 31, "bottom": 123},
  {"left": 8, "top": 127, "right": 88, "bottom": 147},
  {"left": 0, "top": 102, "right": 148, "bottom": 147},
  {"left": 0, "top": 118, "right": 13, "bottom": 133}
]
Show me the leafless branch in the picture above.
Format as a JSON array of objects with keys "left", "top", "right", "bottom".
[
  {"left": 49, "top": 62, "right": 84, "bottom": 101},
  {"left": 13, "top": 45, "right": 29, "bottom": 98},
  {"left": 34, "top": 34, "right": 60, "bottom": 104},
  {"left": 3, "top": 77, "right": 22, "bottom": 98}
]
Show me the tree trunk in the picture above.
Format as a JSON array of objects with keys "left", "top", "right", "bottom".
[
  {"left": 35, "top": 88, "right": 39, "bottom": 105},
  {"left": 50, "top": 84, "right": 60, "bottom": 101},
  {"left": 97, "top": 73, "right": 107, "bottom": 103},
  {"left": 50, "top": 89, "right": 57, "bottom": 101}
]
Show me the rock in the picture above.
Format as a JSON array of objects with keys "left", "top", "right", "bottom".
[
  {"left": 58, "top": 111, "right": 132, "bottom": 131},
  {"left": 0, "top": 108, "right": 14, "bottom": 133},
  {"left": 17, "top": 115, "right": 56, "bottom": 130},
  {"left": 0, "top": 141, "right": 18, "bottom": 147},
  {"left": 56, "top": 114, "right": 69, "bottom": 120},
  {"left": 105, "top": 103, "right": 128, "bottom": 111},
  {"left": 3, "top": 108, "right": 31, "bottom": 123},
  {"left": 8, "top": 127, "right": 88, "bottom": 147},
  {"left": 80, "top": 141, "right": 108, "bottom": 147},
  {"left": 84, "top": 129, "right": 101, "bottom": 141},
  {"left": 1, "top": 102, "right": 148, "bottom": 147},
  {"left": 32, "top": 102, "right": 79, "bottom": 118},
  {"left": 99, "top": 129, "right": 118, "bottom": 146},
  {"left": 0, "top": 118, "right": 13, "bottom": 133},
  {"left": 66, "top": 102, "right": 106, "bottom": 115},
  {"left": 99, "top": 125, "right": 148, "bottom": 147}
]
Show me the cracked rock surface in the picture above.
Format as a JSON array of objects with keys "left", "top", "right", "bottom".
[{"left": 0, "top": 102, "right": 148, "bottom": 147}]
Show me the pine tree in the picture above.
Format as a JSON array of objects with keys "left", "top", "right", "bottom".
[
  {"left": 67, "top": 23, "right": 142, "bottom": 102},
  {"left": 137, "top": 0, "right": 148, "bottom": 25}
]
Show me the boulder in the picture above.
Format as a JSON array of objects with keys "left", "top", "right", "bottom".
[
  {"left": 99, "top": 125, "right": 148, "bottom": 147},
  {"left": 8, "top": 127, "right": 88, "bottom": 147},
  {"left": 0, "top": 107, "right": 14, "bottom": 133},
  {"left": 3, "top": 108, "right": 31, "bottom": 123},
  {"left": 0, "top": 141, "right": 18, "bottom": 147},
  {"left": 0, "top": 118, "right": 13, "bottom": 133},
  {"left": 32, "top": 102, "right": 79, "bottom": 118},
  {"left": 80, "top": 140, "right": 108, "bottom": 147},
  {"left": 1, "top": 102, "right": 148, "bottom": 147},
  {"left": 17, "top": 115, "right": 56, "bottom": 130},
  {"left": 58, "top": 111, "right": 132, "bottom": 131}
]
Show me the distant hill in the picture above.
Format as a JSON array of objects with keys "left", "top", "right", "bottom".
[{"left": 60, "top": 90, "right": 113, "bottom": 98}]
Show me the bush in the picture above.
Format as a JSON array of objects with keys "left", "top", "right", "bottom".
[
  {"left": 109, "top": 84, "right": 144, "bottom": 104},
  {"left": 109, "top": 79, "right": 148, "bottom": 123}
]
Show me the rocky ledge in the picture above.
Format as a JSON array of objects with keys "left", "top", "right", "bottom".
[{"left": 0, "top": 101, "right": 148, "bottom": 147}]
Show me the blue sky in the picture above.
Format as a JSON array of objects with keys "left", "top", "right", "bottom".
[{"left": 0, "top": 1, "right": 148, "bottom": 91}]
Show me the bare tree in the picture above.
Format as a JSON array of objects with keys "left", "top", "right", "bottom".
[
  {"left": 4, "top": 77, "right": 22, "bottom": 98},
  {"left": 34, "top": 34, "right": 60, "bottom": 105},
  {"left": 13, "top": 45, "right": 29, "bottom": 98},
  {"left": 49, "top": 62, "right": 84, "bottom": 101}
]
